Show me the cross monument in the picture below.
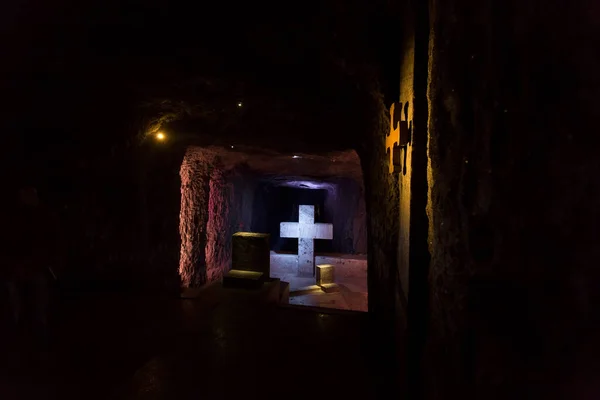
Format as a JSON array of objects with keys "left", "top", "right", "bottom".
[
  {"left": 280, "top": 205, "right": 333, "bottom": 276},
  {"left": 387, "top": 101, "right": 409, "bottom": 174}
]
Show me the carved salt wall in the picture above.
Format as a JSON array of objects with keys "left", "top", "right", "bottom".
[
  {"left": 358, "top": 93, "right": 400, "bottom": 321},
  {"left": 179, "top": 147, "right": 212, "bottom": 286},
  {"left": 325, "top": 178, "right": 367, "bottom": 254},
  {"left": 205, "top": 164, "right": 234, "bottom": 282},
  {"left": 179, "top": 147, "right": 266, "bottom": 286},
  {"left": 425, "top": 0, "right": 600, "bottom": 398}
]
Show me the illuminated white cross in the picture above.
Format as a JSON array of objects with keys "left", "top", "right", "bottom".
[{"left": 280, "top": 205, "right": 333, "bottom": 276}]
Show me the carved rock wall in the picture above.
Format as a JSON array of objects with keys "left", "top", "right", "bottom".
[
  {"left": 179, "top": 148, "right": 255, "bottom": 287},
  {"left": 358, "top": 95, "right": 401, "bottom": 320},
  {"left": 179, "top": 148, "right": 212, "bottom": 286},
  {"left": 425, "top": 0, "right": 600, "bottom": 398},
  {"left": 397, "top": 8, "right": 416, "bottom": 301},
  {"left": 326, "top": 178, "right": 367, "bottom": 254},
  {"left": 205, "top": 163, "right": 234, "bottom": 282}
]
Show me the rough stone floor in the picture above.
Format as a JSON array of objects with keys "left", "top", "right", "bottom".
[
  {"left": 0, "top": 286, "right": 397, "bottom": 400},
  {"left": 270, "top": 251, "right": 368, "bottom": 312}
]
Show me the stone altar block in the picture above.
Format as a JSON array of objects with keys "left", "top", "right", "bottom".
[
  {"left": 280, "top": 205, "right": 333, "bottom": 277},
  {"left": 316, "top": 264, "right": 335, "bottom": 286},
  {"left": 231, "top": 232, "right": 271, "bottom": 277}
]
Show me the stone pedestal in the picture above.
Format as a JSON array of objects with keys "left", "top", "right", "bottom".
[
  {"left": 316, "top": 264, "right": 335, "bottom": 286},
  {"left": 232, "top": 232, "right": 271, "bottom": 277}
]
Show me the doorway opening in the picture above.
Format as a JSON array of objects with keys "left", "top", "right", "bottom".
[{"left": 178, "top": 146, "right": 368, "bottom": 311}]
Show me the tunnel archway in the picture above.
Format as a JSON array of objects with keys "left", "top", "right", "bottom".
[{"left": 177, "top": 145, "right": 369, "bottom": 311}]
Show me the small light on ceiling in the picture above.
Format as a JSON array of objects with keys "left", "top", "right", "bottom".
[
  {"left": 231, "top": 145, "right": 234, "bottom": 149},
  {"left": 237, "top": 102, "right": 243, "bottom": 107},
  {"left": 292, "top": 155, "right": 301, "bottom": 159},
  {"left": 156, "top": 132, "right": 165, "bottom": 140}
]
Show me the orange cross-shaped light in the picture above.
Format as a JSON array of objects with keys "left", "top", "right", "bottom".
[{"left": 386, "top": 102, "right": 401, "bottom": 174}]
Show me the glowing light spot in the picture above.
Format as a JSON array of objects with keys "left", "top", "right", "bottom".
[
  {"left": 237, "top": 102, "right": 243, "bottom": 107},
  {"left": 156, "top": 132, "right": 165, "bottom": 140},
  {"left": 231, "top": 145, "right": 234, "bottom": 149},
  {"left": 292, "top": 155, "right": 301, "bottom": 159}
]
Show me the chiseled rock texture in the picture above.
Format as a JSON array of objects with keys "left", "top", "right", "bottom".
[
  {"left": 179, "top": 148, "right": 212, "bottom": 286},
  {"left": 205, "top": 162, "right": 234, "bottom": 283},
  {"left": 358, "top": 93, "right": 402, "bottom": 324},
  {"left": 425, "top": 0, "right": 600, "bottom": 398},
  {"left": 326, "top": 178, "right": 367, "bottom": 254},
  {"left": 179, "top": 148, "right": 240, "bottom": 286}
]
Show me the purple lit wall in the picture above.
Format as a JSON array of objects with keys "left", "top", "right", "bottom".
[
  {"left": 179, "top": 148, "right": 255, "bottom": 287},
  {"left": 179, "top": 148, "right": 211, "bottom": 286}
]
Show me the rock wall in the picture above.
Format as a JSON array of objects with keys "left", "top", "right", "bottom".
[
  {"left": 356, "top": 90, "right": 407, "bottom": 397},
  {"left": 326, "top": 178, "right": 367, "bottom": 254},
  {"left": 178, "top": 147, "right": 212, "bottom": 286},
  {"left": 50, "top": 142, "right": 187, "bottom": 292},
  {"left": 229, "top": 167, "right": 258, "bottom": 234},
  {"left": 402, "top": 0, "right": 433, "bottom": 397},
  {"left": 358, "top": 95, "right": 401, "bottom": 320},
  {"left": 141, "top": 145, "right": 188, "bottom": 291},
  {"left": 397, "top": 0, "right": 416, "bottom": 301},
  {"left": 45, "top": 150, "right": 153, "bottom": 289},
  {"left": 205, "top": 162, "right": 234, "bottom": 282},
  {"left": 353, "top": 192, "right": 367, "bottom": 254},
  {"left": 425, "top": 0, "right": 600, "bottom": 398},
  {"left": 10, "top": 140, "right": 187, "bottom": 293},
  {"left": 179, "top": 148, "right": 253, "bottom": 286}
]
